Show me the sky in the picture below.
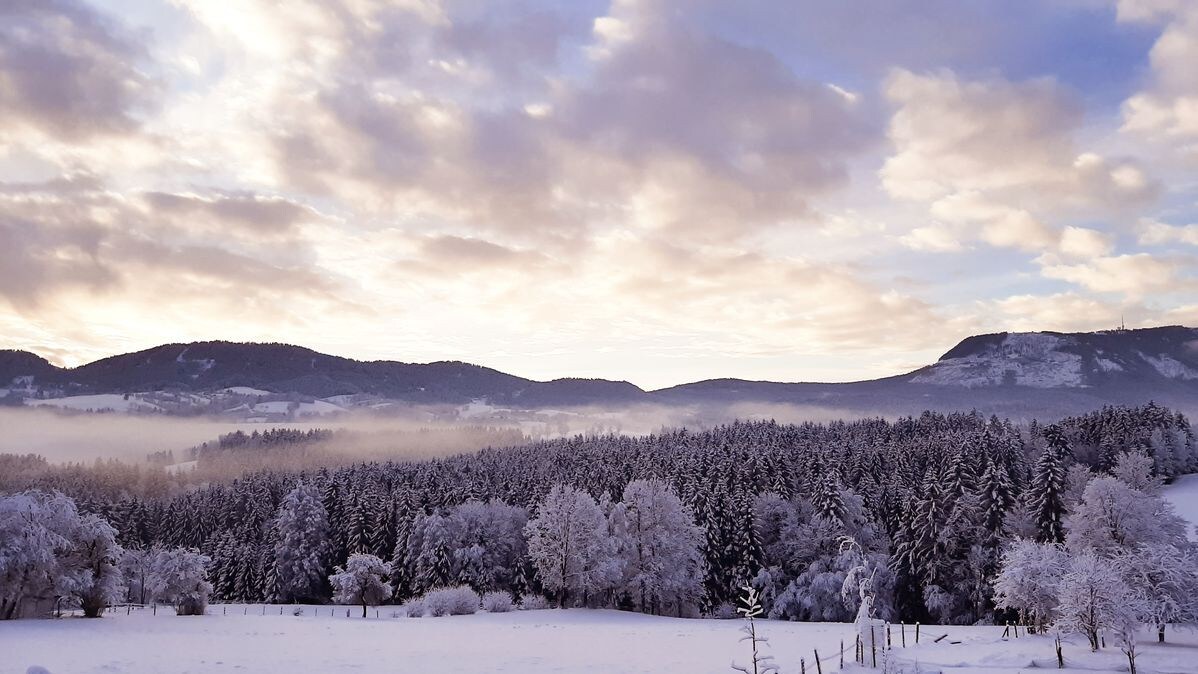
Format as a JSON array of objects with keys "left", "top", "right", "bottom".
[{"left": 2, "top": 0, "right": 1198, "bottom": 390}]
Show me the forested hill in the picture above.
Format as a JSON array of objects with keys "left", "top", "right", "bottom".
[
  {"left": 4, "top": 403, "right": 1193, "bottom": 624},
  {"left": 3, "top": 326, "right": 1198, "bottom": 417}
]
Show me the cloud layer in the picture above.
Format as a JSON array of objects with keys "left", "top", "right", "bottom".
[{"left": 2, "top": 0, "right": 1197, "bottom": 388}]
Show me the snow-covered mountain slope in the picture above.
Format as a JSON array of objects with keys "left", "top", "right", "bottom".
[
  {"left": 4, "top": 326, "right": 1197, "bottom": 419},
  {"left": 908, "top": 326, "right": 1198, "bottom": 389}
]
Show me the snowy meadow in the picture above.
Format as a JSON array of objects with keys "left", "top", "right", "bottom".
[{"left": 3, "top": 604, "right": 1197, "bottom": 674}]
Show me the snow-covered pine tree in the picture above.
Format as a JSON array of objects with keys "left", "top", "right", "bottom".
[
  {"left": 812, "top": 472, "right": 847, "bottom": 524},
  {"left": 977, "top": 460, "right": 1014, "bottom": 545},
  {"left": 272, "top": 482, "right": 330, "bottom": 603},
  {"left": 1028, "top": 441, "right": 1067, "bottom": 544}
]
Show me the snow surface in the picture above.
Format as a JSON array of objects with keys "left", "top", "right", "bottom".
[
  {"left": 251, "top": 400, "right": 344, "bottom": 416},
  {"left": 1163, "top": 473, "right": 1198, "bottom": 541},
  {"left": 1137, "top": 351, "right": 1198, "bottom": 380},
  {"left": 26, "top": 394, "right": 162, "bottom": 413},
  {"left": 220, "top": 386, "right": 271, "bottom": 396},
  {"left": 911, "top": 333, "right": 1085, "bottom": 388},
  {"left": 3, "top": 605, "right": 1196, "bottom": 674}
]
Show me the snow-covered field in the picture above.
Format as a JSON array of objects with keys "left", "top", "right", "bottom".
[
  {"left": 26, "top": 394, "right": 163, "bottom": 413},
  {"left": 1163, "top": 473, "right": 1198, "bottom": 541},
  {"left": 3, "top": 605, "right": 1196, "bottom": 674}
]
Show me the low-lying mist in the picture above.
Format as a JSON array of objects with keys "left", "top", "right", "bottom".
[{"left": 0, "top": 401, "right": 869, "bottom": 467}]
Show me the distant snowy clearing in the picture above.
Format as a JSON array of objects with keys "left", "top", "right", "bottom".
[
  {"left": 3, "top": 606, "right": 1196, "bottom": 674},
  {"left": 1163, "top": 473, "right": 1198, "bottom": 541},
  {"left": 26, "top": 394, "right": 162, "bottom": 413}
]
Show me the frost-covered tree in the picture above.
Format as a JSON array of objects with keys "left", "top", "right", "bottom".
[
  {"left": 1062, "top": 463, "right": 1092, "bottom": 510},
  {"left": 992, "top": 539, "right": 1067, "bottom": 632},
  {"left": 525, "top": 485, "right": 618, "bottom": 607},
  {"left": 329, "top": 552, "right": 392, "bottom": 617},
  {"left": 120, "top": 548, "right": 153, "bottom": 605},
  {"left": 147, "top": 548, "right": 212, "bottom": 616},
  {"left": 69, "top": 514, "right": 124, "bottom": 617},
  {"left": 405, "top": 500, "right": 527, "bottom": 596},
  {"left": 0, "top": 491, "right": 86, "bottom": 619},
  {"left": 272, "top": 482, "right": 329, "bottom": 602},
  {"left": 1112, "top": 451, "right": 1162, "bottom": 494},
  {"left": 1056, "top": 552, "right": 1138, "bottom": 651},
  {"left": 609, "top": 479, "right": 704, "bottom": 615},
  {"left": 1065, "top": 477, "right": 1187, "bottom": 555},
  {"left": 1116, "top": 543, "right": 1198, "bottom": 643}
]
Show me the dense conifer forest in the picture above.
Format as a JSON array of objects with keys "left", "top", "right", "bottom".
[{"left": 3, "top": 403, "right": 1194, "bottom": 624}]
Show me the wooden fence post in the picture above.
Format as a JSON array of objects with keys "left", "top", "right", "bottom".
[
  {"left": 871, "top": 626, "right": 877, "bottom": 668},
  {"left": 1055, "top": 634, "right": 1064, "bottom": 669},
  {"left": 801, "top": 657, "right": 806, "bottom": 674},
  {"left": 856, "top": 634, "right": 862, "bottom": 664},
  {"left": 915, "top": 622, "right": 920, "bottom": 644},
  {"left": 901, "top": 623, "right": 906, "bottom": 647},
  {"left": 887, "top": 624, "right": 892, "bottom": 649},
  {"left": 840, "top": 640, "right": 844, "bottom": 670},
  {"left": 814, "top": 649, "right": 823, "bottom": 674}
]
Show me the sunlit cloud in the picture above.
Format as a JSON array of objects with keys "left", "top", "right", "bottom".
[{"left": 2, "top": 0, "right": 1198, "bottom": 388}]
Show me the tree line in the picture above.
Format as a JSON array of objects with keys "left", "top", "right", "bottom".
[{"left": 1, "top": 403, "right": 1194, "bottom": 624}]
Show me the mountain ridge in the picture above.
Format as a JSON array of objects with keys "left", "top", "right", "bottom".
[{"left": 3, "top": 326, "right": 1197, "bottom": 417}]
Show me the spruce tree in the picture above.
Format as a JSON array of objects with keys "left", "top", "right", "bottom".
[{"left": 1029, "top": 444, "right": 1066, "bottom": 544}]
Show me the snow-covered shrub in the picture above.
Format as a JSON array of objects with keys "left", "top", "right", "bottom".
[
  {"left": 711, "top": 601, "right": 737, "bottom": 620},
  {"left": 519, "top": 593, "right": 550, "bottom": 610},
  {"left": 291, "top": 607, "right": 304, "bottom": 617},
  {"left": 147, "top": 548, "right": 212, "bottom": 616},
  {"left": 329, "top": 553, "right": 393, "bottom": 618},
  {"left": 402, "top": 598, "right": 425, "bottom": 617},
  {"left": 481, "top": 591, "right": 513, "bottom": 612},
  {"left": 422, "top": 585, "right": 480, "bottom": 616}
]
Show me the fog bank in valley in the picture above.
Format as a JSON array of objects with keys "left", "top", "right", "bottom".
[{"left": 0, "top": 402, "right": 870, "bottom": 467}]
